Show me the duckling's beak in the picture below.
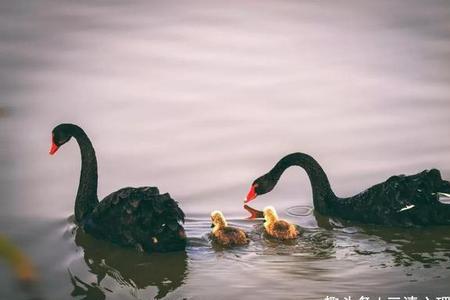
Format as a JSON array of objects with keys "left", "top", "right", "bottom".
[
  {"left": 245, "top": 185, "right": 257, "bottom": 203},
  {"left": 210, "top": 223, "right": 214, "bottom": 228}
]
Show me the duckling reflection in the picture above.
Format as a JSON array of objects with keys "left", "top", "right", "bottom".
[{"left": 71, "top": 228, "right": 188, "bottom": 299}]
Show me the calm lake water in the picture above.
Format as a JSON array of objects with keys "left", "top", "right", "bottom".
[{"left": 1, "top": 0, "right": 450, "bottom": 299}]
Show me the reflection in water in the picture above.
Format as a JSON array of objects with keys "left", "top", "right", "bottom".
[
  {"left": 311, "top": 210, "right": 450, "bottom": 269},
  {"left": 69, "top": 270, "right": 108, "bottom": 300},
  {"left": 362, "top": 226, "right": 450, "bottom": 269},
  {"left": 71, "top": 228, "right": 188, "bottom": 299}
]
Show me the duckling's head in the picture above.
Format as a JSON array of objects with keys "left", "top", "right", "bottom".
[
  {"left": 263, "top": 206, "right": 279, "bottom": 223},
  {"left": 211, "top": 210, "right": 228, "bottom": 232}
]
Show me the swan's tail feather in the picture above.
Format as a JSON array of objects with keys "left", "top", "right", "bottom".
[
  {"left": 438, "top": 192, "right": 450, "bottom": 204},
  {"left": 436, "top": 180, "right": 450, "bottom": 203},
  {"left": 398, "top": 204, "right": 416, "bottom": 212},
  {"left": 438, "top": 192, "right": 450, "bottom": 198}
]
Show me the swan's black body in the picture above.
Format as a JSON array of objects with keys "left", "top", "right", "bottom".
[
  {"left": 51, "top": 124, "right": 186, "bottom": 252},
  {"left": 248, "top": 153, "right": 450, "bottom": 226}
]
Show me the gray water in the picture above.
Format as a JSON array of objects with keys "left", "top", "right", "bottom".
[{"left": 1, "top": 0, "right": 450, "bottom": 299}]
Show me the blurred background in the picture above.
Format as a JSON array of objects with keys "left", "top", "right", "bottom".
[{"left": 1, "top": 0, "right": 450, "bottom": 299}]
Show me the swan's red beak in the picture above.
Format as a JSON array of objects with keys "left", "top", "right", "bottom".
[
  {"left": 49, "top": 141, "right": 59, "bottom": 155},
  {"left": 245, "top": 185, "right": 257, "bottom": 203},
  {"left": 244, "top": 205, "right": 264, "bottom": 219}
]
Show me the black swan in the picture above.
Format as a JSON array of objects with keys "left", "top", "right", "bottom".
[
  {"left": 49, "top": 123, "right": 186, "bottom": 252},
  {"left": 244, "top": 152, "right": 450, "bottom": 226}
]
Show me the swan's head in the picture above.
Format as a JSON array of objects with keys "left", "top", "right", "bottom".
[
  {"left": 245, "top": 173, "right": 276, "bottom": 203},
  {"left": 211, "top": 210, "right": 228, "bottom": 232},
  {"left": 49, "top": 124, "right": 74, "bottom": 155},
  {"left": 263, "top": 206, "right": 279, "bottom": 224}
]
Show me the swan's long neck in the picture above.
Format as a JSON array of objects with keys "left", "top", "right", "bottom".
[
  {"left": 269, "top": 153, "right": 336, "bottom": 213},
  {"left": 71, "top": 126, "right": 99, "bottom": 223}
]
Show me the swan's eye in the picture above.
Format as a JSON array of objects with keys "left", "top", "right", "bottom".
[{"left": 53, "top": 132, "right": 71, "bottom": 146}]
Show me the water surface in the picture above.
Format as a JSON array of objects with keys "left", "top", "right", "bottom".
[{"left": 1, "top": 0, "right": 450, "bottom": 299}]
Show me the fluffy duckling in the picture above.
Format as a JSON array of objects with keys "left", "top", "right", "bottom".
[
  {"left": 210, "top": 211, "right": 249, "bottom": 247},
  {"left": 263, "top": 206, "right": 299, "bottom": 240}
]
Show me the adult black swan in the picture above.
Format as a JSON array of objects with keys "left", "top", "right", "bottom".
[
  {"left": 49, "top": 123, "right": 186, "bottom": 252},
  {"left": 244, "top": 152, "right": 450, "bottom": 226}
]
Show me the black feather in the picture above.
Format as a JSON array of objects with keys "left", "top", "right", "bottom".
[{"left": 84, "top": 187, "right": 186, "bottom": 252}]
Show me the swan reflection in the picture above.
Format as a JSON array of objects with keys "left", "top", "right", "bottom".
[
  {"left": 69, "top": 228, "right": 188, "bottom": 300},
  {"left": 314, "top": 210, "right": 450, "bottom": 268}
]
